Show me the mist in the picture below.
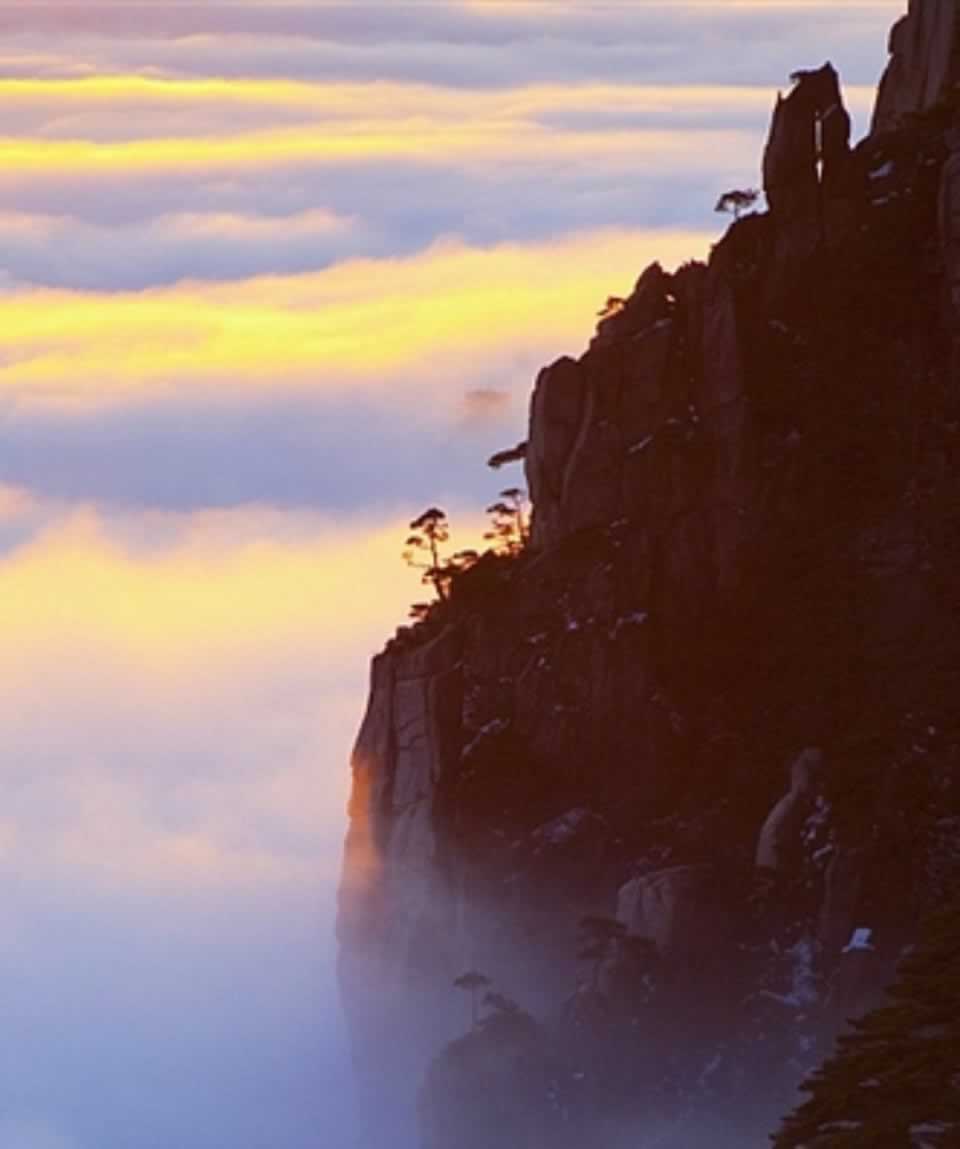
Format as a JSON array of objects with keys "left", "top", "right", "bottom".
[{"left": 0, "top": 885, "right": 351, "bottom": 1149}]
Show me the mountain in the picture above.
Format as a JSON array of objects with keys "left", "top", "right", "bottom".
[{"left": 338, "top": 3, "right": 960, "bottom": 1145}]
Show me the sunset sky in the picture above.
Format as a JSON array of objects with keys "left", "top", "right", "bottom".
[{"left": 0, "top": 3, "right": 899, "bottom": 1148}]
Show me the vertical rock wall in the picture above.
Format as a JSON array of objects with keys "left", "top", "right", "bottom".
[
  {"left": 943, "top": 130, "right": 960, "bottom": 356},
  {"left": 873, "top": 0, "right": 960, "bottom": 133}
]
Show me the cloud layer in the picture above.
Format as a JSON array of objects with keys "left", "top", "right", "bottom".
[{"left": 0, "top": 503, "right": 423, "bottom": 889}]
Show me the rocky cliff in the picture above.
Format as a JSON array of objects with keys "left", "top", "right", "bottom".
[
  {"left": 874, "top": 0, "right": 960, "bottom": 132},
  {"left": 338, "top": 7, "right": 960, "bottom": 1146}
]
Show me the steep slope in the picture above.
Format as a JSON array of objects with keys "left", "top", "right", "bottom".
[{"left": 338, "top": 8, "right": 960, "bottom": 1146}]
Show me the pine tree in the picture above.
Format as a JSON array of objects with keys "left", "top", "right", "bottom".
[
  {"left": 403, "top": 508, "right": 478, "bottom": 612},
  {"left": 715, "top": 187, "right": 760, "bottom": 220},
  {"left": 772, "top": 902, "right": 960, "bottom": 1148},
  {"left": 404, "top": 507, "right": 451, "bottom": 601},
  {"left": 483, "top": 488, "right": 529, "bottom": 556}
]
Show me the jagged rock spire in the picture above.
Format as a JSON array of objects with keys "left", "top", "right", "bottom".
[{"left": 762, "top": 63, "right": 851, "bottom": 220}]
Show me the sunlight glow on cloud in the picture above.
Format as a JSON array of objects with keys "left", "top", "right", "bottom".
[
  {"left": 0, "top": 505, "right": 463, "bottom": 891},
  {"left": 0, "top": 228, "right": 712, "bottom": 412},
  {"left": 0, "top": 121, "right": 757, "bottom": 176},
  {"left": 0, "top": 71, "right": 878, "bottom": 292},
  {"left": 0, "top": 75, "right": 851, "bottom": 138},
  {"left": 0, "top": 507, "right": 414, "bottom": 664}
]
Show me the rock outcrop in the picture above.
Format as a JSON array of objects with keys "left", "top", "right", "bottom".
[
  {"left": 755, "top": 747, "right": 822, "bottom": 872},
  {"left": 339, "top": 12, "right": 960, "bottom": 1147},
  {"left": 616, "top": 864, "right": 731, "bottom": 972},
  {"left": 873, "top": 0, "right": 960, "bottom": 133}
]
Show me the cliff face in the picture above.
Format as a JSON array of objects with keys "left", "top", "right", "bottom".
[
  {"left": 339, "top": 11, "right": 960, "bottom": 1146},
  {"left": 873, "top": 0, "right": 959, "bottom": 133}
]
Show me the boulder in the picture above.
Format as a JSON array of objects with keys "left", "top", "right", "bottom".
[
  {"left": 755, "top": 748, "right": 823, "bottom": 871},
  {"left": 616, "top": 864, "right": 729, "bottom": 969}
]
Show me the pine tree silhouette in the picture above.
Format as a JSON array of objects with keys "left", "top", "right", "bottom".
[{"left": 772, "top": 902, "right": 960, "bottom": 1147}]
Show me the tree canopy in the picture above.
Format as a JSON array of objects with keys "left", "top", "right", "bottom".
[
  {"left": 772, "top": 902, "right": 960, "bottom": 1148},
  {"left": 484, "top": 487, "right": 528, "bottom": 556},
  {"left": 597, "top": 295, "right": 626, "bottom": 319},
  {"left": 715, "top": 188, "right": 760, "bottom": 219},
  {"left": 403, "top": 508, "right": 479, "bottom": 610},
  {"left": 487, "top": 441, "right": 527, "bottom": 470}
]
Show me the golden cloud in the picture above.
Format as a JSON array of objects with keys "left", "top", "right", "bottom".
[
  {"left": 0, "top": 505, "right": 488, "bottom": 891},
  {"left": 0, "top": 122, "right": 754, "bottom": 177},
  {"left": 0, "top": 74, "right": 774, "bottom": 130},
  {"left": 0, "top": 75, "right": 787, "bottom": 196},
  {"left": 0, "top": 228, "right": 713, "bottom": 411},
  {"left": 0, "top": 507, "right": 420, "bottom": 664}
]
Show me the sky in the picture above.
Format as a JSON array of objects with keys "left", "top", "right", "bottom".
[{"left": 0, "top": 3, "right": 901, "bottom": 1148}]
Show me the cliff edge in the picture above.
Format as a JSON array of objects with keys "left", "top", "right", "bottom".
[{"left": 339, "top": 7, "right": 960, "bottom": 1145}]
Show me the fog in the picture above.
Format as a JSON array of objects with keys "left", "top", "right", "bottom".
[
  {"left": 0, "top": 502, "right": 428, "bottom": 1149},
  {"left": 0, "top": 647, "right": 422, "bottom": 1149},
  {"left": 0, "top": 886, "right": 354, "bottom": 1148}
]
